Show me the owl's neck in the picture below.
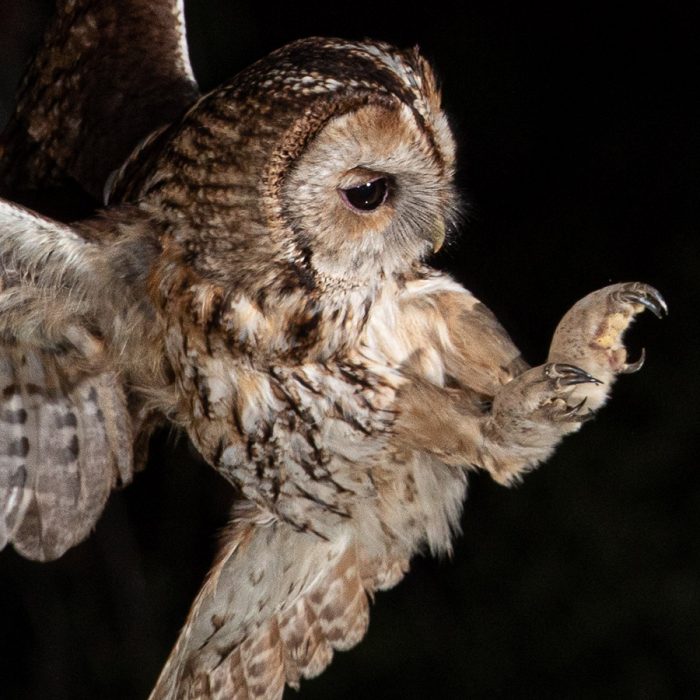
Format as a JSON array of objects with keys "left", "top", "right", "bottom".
[{"left": 149, "top": 250, "right": 389, "bottom": 369}]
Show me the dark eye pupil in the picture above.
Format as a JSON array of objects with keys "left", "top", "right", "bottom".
[{"left": 341, "top": 178, "right": 388, "bottom": 211}]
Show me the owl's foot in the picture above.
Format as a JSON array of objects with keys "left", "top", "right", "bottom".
[
  {"left": 483, "top": 282, "right": 666, "bottom": 484},
  {"left": 479, "top": 361, "right": 600, "bottom": 483},
  {"left": 547, "top": 282, "right": 667, "bottom": 411},
  {"left": 487, "top": 361, "right": 599, "bottom": 447},
  {"left": 539, "top": 363, "right": 601, "bottom": 421}
]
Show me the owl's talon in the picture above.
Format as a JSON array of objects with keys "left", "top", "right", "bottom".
[
  {"left": 562, "top": 397, "right": 587, "bottom": 418},
  {"left": 576, "top": 408, "right": 597, "bottom": 424},
  {"left": 620, "top": 347, "right": 646, "bottom": 374},
  {"left": 547, "top": 396, "right": 590, "bottom": 423},
  {"left": 491, "top": 363, "right": 601, "bottom": 438},
  {"left": 614, "top": 283, "right": 668, "bottom": 319},
  {"left": 544, "top": 362, "right": 602, "bottom": 388}
]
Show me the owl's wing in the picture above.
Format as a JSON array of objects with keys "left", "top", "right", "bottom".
[
  {"left": 0, "top": 350, "right": 133, "bottom": 561},
  {"left": 0, "top": 197, "right": 139, "bottom": 561},
  {"left": 0, "top": 0, "right": 199, "bottom": 203},
  {"left": 0, "top": 0, "right": 189, "bottom": 558},
  {"left": 149, "top": 510, "right": 404, "bottom": 700}
]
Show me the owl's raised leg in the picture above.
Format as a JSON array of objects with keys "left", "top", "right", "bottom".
[
  {"left": 482, "top": 282, "right": 666, "bottom": 483},
  {"left": 395, "top": 282, "right": 666, "bottom": 485}
]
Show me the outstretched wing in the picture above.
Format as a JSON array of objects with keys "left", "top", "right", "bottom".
[
  {"left": 0, "top": 231, "right": 142, "bottom": 566},
  {"left": 0, "top": 0, "right": 199, "bottom": 203},
  {"left": 0, "top": 0, "right": 194, "bottom": 560},
  {"left": 0, "top": 197, "right": 139, "bottom": 561}
]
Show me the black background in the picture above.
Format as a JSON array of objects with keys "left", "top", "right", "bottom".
[{"left": 0, "top": 1, "right": 698, "bottom": 698}]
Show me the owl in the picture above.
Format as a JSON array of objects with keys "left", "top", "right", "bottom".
[{"left": 0, "top": 2, "right": 666, "bottom": 699}]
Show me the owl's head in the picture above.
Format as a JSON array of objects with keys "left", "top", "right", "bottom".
[{"left": 132, "top": 38, "right": 459, "bottom": 296}]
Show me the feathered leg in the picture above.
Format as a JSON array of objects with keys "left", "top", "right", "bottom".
[{"left": 396, "top": 282, "right": 666, "bottom": 485}]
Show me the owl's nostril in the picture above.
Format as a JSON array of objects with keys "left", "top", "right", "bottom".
[{"left": 339, "top": 177, "right": 389, "bottom": 212}]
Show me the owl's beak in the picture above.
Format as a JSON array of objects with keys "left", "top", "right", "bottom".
[{"left": 431, "top": 218, "right": 446, "bottom": 253}]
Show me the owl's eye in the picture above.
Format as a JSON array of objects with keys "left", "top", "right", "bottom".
[{"left": 339, "top": 177, "right": 389, "bottom": 212}]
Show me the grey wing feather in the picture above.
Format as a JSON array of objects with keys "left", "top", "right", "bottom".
[
  {"left": 0, "top": 349, "right": 133, "bottom": 561},
  {"left": 0, "top": 0, "right": 199, "bottom": 201}
]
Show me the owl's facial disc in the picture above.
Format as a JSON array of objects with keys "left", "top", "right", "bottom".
[{"left": 281, "top": 101, "right": 457, "bottom": 283}]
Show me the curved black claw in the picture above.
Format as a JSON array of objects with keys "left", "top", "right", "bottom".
[
  {"left": 620, "top": 347, "right": 646, "bottom": 374},
  {"left": 561, "top": 397, "right": 588, "bottom": 419},
  {"left": 548, "top": 397, "right": 595, "bottom": 424},
  {"left": 615, "top": 283, "right": 668, "bottom": 319},
  {"left": 544, "top": 362, "right": 603, "bottom": 388}
]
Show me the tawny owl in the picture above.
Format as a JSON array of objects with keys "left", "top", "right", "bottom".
[{"left": 0, "top": 2, "right": 666, "bottom": 698}]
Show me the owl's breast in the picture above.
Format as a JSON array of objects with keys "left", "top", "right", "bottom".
[
  {"left": 160, "top": 271, "right": 468, "bottom": 544},
  {"left": 215, "top": 359, "right": 403, "bottom": 534}
]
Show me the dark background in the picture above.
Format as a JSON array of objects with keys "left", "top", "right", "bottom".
[{"left": 1, "top": 1, "right": 698, "bottom": 698}]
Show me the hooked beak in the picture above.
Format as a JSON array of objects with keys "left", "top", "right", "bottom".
[{"left": 431, "top": 217, "right": 446, "bottom": 253}]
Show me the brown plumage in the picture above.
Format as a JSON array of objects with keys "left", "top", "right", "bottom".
[{"left": 0, "top": 2, "right": 666, "bottom": 698}]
